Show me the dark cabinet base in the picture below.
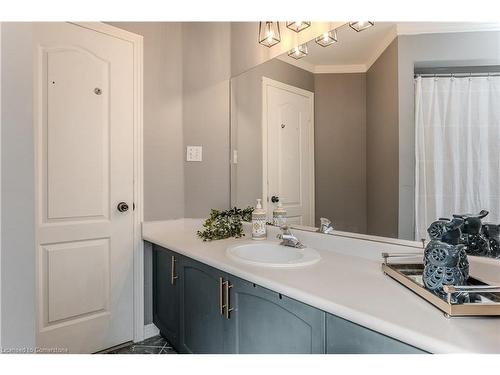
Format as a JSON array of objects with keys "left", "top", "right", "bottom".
[{"left": 150, "top": 242, "right": 426, "bottom": 354}]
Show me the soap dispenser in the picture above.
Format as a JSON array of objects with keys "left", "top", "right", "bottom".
[
  {"left": 252, "top": 199, "right": 267, "bottom": 240},
  {"left": 272, "top": 201, "right": 287, "bottom": 227}
]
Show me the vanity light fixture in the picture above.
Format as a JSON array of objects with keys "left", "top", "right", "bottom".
[
  {"left": 288, "top": 43, "right": 308, "bottom": 59},
  {"left": 315, "top": 30, "right": 338, "bottom": 47},
  {"left": 286, "top": 21, "right": 311, "bottom": 33},
  {"left": 258, "top": 21, "right": 281, "bottom": 47},
  {"left": 349, "top": 21, "right": 374, "bottom": 32}
]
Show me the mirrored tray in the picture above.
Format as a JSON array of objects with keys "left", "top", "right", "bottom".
[{"left": 381, "top": 253, "right": 500, "bottom": 318}]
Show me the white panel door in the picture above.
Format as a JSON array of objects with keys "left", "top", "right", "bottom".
[
  {"left": 265, "top": 79, "right": 314, "bottom": 226},
  {"left": 34, "top": 23, "right": 135, "bottom": 353}
]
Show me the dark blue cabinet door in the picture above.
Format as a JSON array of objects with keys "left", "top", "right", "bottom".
[
  {"left": 326, "top": 313, "right": 426, "bottom": 354},
  {"left": 178, "top": 257, "right": 228, "bottom": 354},
  {"left": 152, "top": 245, "right": 180, "bottom": 349},
  {"left": 225, "top": 277, "right": 325, "bottom": 353}
]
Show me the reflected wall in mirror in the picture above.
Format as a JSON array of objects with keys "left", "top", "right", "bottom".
[{"left": 230, "top": 22, "right": 500, "bottom": 251}]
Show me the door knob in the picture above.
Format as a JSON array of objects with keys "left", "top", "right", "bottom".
[
  {"left": 271, "top": 196, "right": 280, "bottom": 203},
  {"left": 117, "top": 202, "right": 129, "bottom": 212}
]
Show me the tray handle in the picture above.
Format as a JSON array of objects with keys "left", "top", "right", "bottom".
[
  {"left": 443, "top": 284, "right": 500, "bottom": 305},
  {"left": 382, "top": 252, "right": 424, "bottom": 264},
  {"left": 443, "top": 284, "right": 500, "bottom": 294}
]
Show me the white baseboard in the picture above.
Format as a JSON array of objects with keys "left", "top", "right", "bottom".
[{"left": 143, "top": 323, "right": 159, "bottom": 340}]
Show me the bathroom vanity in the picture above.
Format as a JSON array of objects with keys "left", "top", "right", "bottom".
[{"left": 143, "top": 219, "right": 500, "bottom": 354}]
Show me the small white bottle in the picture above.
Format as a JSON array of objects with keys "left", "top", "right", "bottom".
[
  {"left": 252, "top": 199, "right": 267, "bottom": 240},
  {"left": 272, "top": 201, "right": 287, "bottom": 227}
]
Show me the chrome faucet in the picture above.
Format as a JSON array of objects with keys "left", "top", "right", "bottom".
[
  {"left": 277, "top": 225, "right": 305, "bottom": 249},
  {"left": 318, "top": 217, "right": 334, "bottom": 234}
]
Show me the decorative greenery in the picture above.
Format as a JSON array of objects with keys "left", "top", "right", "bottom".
[{"left": 197, "top": 207, "right": 254, "bottom": 241}]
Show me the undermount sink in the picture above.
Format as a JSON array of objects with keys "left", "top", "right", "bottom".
[{"left": 226, "top": 242, "right": 321, "bottom": 268}]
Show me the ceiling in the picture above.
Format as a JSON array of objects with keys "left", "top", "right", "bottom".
[{"left": 278, "top": 22, "right": 500, "bottom": 73}]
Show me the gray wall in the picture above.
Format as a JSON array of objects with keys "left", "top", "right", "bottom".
[
  {"left": 366, "top": 39, "right": 400, "bottom": 238},
  {"left": 397, "top": 31, "right": 500, "bottom": 240},
  {"left": 231, "top": 22, "right": 272, "bottom": 78},
  {"left": 108, "top": 22, "right": 185, "bottom": 326},
  {"left": 314, "top": 73, "right": 367, "bottom": 232},
  {"left": 108, "top": 22, "right": 185, "bottom": 222},
  {"left": 231, "top": 59, "right": 314, "bottom": 208},
  {"left": 1, "top": 22, "right": 37, "bottom": 348},
  {"left": 183, "top": 23, "right": 232, "bottom": 218}
]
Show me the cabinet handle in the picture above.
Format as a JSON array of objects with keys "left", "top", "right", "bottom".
[
  {"left": 224, "top": 281, "right": 233, "bottom": 319},
  {"left": 170, "top": 256, "right": 178, "bottom": 285},
  {"left": 219, "top": 277, "right": 225, "bottom": 315}
]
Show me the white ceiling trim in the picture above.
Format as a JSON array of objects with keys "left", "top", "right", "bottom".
[
  {"left": 279, "top": 56, "right": 367, "bottom": 74},
  {"left": 277, "top": 56, "right": 316, "bottom": 73},
  {"left": 396, "top": 22, "right": 500, "bottom": 35},
  {"left": 314, "top": 64, "right": 367, "bottom": 74}
]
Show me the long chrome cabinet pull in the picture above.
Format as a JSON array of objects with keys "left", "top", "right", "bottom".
[
  {"left": 224, "top": 281, "right": 233, "bottom": 319},
  {"left": 219, "top": 277, "right": 226, "bottom": 315},
  {"left": 170, "top": 256, "right": 178, "bottom": 285}
]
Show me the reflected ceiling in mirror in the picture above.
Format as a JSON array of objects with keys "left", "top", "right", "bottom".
[{"left": 230, "top": 22, "right": 500, "bottom": 251}]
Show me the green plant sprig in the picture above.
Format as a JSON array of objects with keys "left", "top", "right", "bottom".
[{"left": 197, "top": 207, "right": 254, "bottom": 241}]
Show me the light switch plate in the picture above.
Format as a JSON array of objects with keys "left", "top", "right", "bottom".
[{"left": 186, "top": 146, "right": 203, "bottom": 162}]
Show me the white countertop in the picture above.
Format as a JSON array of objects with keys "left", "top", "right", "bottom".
[{"left": 142, "top": 218, "right": 500, "bottom": 354}]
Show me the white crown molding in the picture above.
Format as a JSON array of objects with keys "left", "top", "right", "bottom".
[
  {"left": 396, "top": 22, "right": 500, "bottom": 35},
  {"left": 277, "top": 55, "right": 316, "bottom": 73},
  {"left": 314, "top": 64, "right": 367, "bottom": 74},
  {"left": 279, "top": 55, "right": 368, "bottom": 74}
]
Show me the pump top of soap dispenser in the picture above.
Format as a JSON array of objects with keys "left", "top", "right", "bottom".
[
  {"left": 254, "top": 199, "right": 265, "bottom": 215},
  {"left": 274, "top": 200, "right": 285, "bottom": 211}
]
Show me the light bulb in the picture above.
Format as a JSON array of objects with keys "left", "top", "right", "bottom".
[
  {"left": 266, "top": 23, "right": 274, "bottom": 43},
  {"left": 323, "top": 32, "right": 329, "bottom": 42}
]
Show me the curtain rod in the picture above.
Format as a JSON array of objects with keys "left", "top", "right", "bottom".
[{"left": 414, "top": 72, "right": 500, "bottom": 78}]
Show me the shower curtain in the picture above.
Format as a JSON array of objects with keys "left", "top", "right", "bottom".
[{"left": 415, "top": 75, "right": 500, "bottom": 241}]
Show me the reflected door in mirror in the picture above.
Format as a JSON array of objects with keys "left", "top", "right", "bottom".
[{"left": 264, "top": 78, "right": 314, "bottom": 226}]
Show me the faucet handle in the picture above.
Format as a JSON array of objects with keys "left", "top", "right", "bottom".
[
  {"left": 280, "top": 225, "right": 293, "bottom": 235},
  {"left": 277, "top": 225, "right": 289, "bottom": 239},
  {"left": 319, "top": 217, "right": 334, "bottom": 234},
  {"left": 320, "top": 218, "right": 331, "bottom": 226}
]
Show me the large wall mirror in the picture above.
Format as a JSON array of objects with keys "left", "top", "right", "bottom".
[{"left": 230, "top": 22, "right": 500, "bottom": 251}]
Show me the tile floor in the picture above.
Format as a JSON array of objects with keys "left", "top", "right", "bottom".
[{"left": 101, "top": 335, "right": 178, "bottom": 354}]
